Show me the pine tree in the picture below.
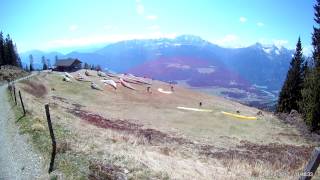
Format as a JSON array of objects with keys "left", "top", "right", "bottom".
[
  {"left": 4, "top": 34, "right": 12, "bottom": 65},
  {"left": 6, "top": 35, "right": 14, "bottom": 66},
  {"left": 0, "top": 32, "right": 4, "bottom": 66},
  {"left": 276, "top": 37, "right": 304, "bottom": 113},
  {"left": 25, "top": 64, "right": 29, "bottom": 72},
  {"left": 300, "top": 68, "right": 318, "bottom": 129},
  {"left": 3, "top": 34, "right": 21, "bottom": 67},
  {"left": 16, "top": 55, "right": 22, "bottom": 68},
  {"left": 301, "top": 60, "right": 309, "bottom": 81},
  {"left": 300, "top": 0, "right": 320, "bottom": 131},
  {"left": 47, "top": 59, "right": 51, "bottom": 69},
  {"left": 314, "top": 0, "right": 320, "bottom": 68},
  {"left": 29, "top": 54, "right": 34, "bottom": 71},
  {"left": 42, "top": 56, "right": 48, "bottom": 70},
  {"left": 84, "top": 62, "right": 90, "bottom": 69},
  {"left": 54, "top": 55, "right": 58, "bottom": 66}
]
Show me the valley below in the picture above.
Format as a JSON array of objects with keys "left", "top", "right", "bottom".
[{"left": 177, "top": 80, "right": 278, "bottom": 111}]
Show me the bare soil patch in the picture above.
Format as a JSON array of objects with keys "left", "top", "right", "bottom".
[{"left": 20, "top": 80, "right": 47, "bottom": 98}]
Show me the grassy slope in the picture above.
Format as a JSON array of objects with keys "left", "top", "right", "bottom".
[{"left": 12, "top": 70, "right": 319, "bottom": 179}]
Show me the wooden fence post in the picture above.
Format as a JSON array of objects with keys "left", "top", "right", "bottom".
[
  {"left": 18, "top": 90, "right": 26, "bottom": 116},
  {"left": 8, "top": 82, "right": 13, "bottom": 99},
  {"left": 45, "top": 104, "right": 56, "bottom": 173},
  {"left": 300, "top": 147, "right": 320, "bottom": 180},
  {"left": 13, "top": 85, "right": 17, "bottom": 105}
]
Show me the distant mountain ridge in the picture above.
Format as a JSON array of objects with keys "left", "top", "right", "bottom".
[{"left": 19, "top": 35, "right": 294, "bottom": 98}]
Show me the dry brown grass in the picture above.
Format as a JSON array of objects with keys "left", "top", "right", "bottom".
[
  {"left": 0, "top": 65, "right": 30, "bottom": 81},
  {"left": 202, "top": 140, "right": 313, "bottom": 173},
  {"left": 88, "top": 161, "right": 127, "bottom": 180},
  {"left": 20, "top": 78, "right": 47, "bottom": 98},
  {"left": 14, "top": 70, "right": 320, "bottom": 179}
]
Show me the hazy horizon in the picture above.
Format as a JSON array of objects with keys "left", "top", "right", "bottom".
[{"left": 0, "top": 0, "right": 315, "bottom": 54}]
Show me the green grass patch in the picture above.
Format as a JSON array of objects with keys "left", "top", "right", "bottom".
[{"left": 55, "top": 152, "right": 89, "bottom": 179}]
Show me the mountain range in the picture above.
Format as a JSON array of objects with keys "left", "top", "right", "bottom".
[{"left": 19, "top": 35, "right": 295, "bottom": 109}]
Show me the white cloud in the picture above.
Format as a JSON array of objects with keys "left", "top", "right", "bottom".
[
  {"left": 239, "top": 17, "right": 247, "bottom": 23},
  {"left": 257, "top": 22, "right": 264, "bottom": 27},
  {"left": 45, "top": 33, "right": 177, "bottom": 49},
  {"left": 146, "top": 15, "right": 158, "bottom": 20},
  {"left": 136, "top": 4, "right": 144, "bottom": 15},
  {"left": 69, "top": 25, "right": 78, "bottom": 32},
  {"left": 273, "top": 39, "right": 288, "bottom": 49},
  {"left": 147, "top": 25, "right": 160, "bottom": 30}
]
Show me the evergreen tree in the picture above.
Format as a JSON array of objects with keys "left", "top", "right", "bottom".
[
  {"left": 84, "top": 62, "right": 90, "bottom": 69},
  {"left": 25, "top": 64, "right": 29, "bottom": 72},
  {"left": 4, "top": 34, "right": 13, "bottom": 66},
  {"left": 300, "top": 0, "right": 320, "bottom": 131},
  {"left": 29, "top": 54, "right": 34, "bottom": 71},
  {"left": 47, "top": 59, "right": 51, "bottom": 69},
  {"left": 54, "top": 55, "right": 58, "bottom": 66},
  {"left": 16, "top": 55, "right": 22, "bottom": 68},
  {"left": 314, "top": 0, "right": 320, "bottom": 68},
  {"left": 301, "top": 60, "right": 309, "bottom": 80},
  {"left": 300, "top": 68, "right": 318, "bottom": 129},
  {"left": 42, "top": 56, "right": 48, "bottom": 70},
  {"left": 277, "top": 38, "right": 304, "bottom": 113},
  {"left": 0, "top": 32, "right": 4, "bottom": 66},
  {"left": 3, "top": 34, "right": 21, "bottom": 67}
]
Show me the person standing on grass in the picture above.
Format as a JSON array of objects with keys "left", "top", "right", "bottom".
[
  {"left": 169, "top": 81, "right": 174, "bottom": 92},
  {"left": 147, "top": 86, "right": 151, "bottom": 93}
]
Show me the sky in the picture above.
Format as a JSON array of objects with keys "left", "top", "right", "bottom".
[{"left": 0, "top": 0, "right": 316, "bottom": 54}]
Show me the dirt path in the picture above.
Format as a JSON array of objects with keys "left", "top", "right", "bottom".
[{"left": 0, "top": 75, "right": 45, "bottom": 179}]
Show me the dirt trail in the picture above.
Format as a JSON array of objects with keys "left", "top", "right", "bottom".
[{"left": 0, "top": 75, "right": 45, "bottom": 179}]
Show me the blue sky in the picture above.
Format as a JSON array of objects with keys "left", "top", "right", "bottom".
[{"left": 0, "top": 0, "right": 315, "bottom": 53}]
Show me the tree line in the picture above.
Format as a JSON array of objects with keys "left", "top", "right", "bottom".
[
  {"left": 26, "top": 55, "right": 102, "bottom": 71},
  {"left": 0, "top": 32, "right": 22, "bottom": 68},
  {"left": 27, "top": 54, "right": 52, "bottom": 71},
  {"left": 83, "top": 62, "right": 102, "bottom": 71},
  {"left": 277, "top": 0, "right": 320, "bottom": 131}
]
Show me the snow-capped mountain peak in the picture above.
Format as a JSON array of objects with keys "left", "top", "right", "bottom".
[
  {"left": 252, "top": 43, "right": 284, "bottom": 55},
  {"left": 174, "top": 35, "right": 208, "bottom": 45}
]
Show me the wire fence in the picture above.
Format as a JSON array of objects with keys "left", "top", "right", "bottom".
[{"left": 7, "top": 75, "right": 56, "bottom": 173}]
